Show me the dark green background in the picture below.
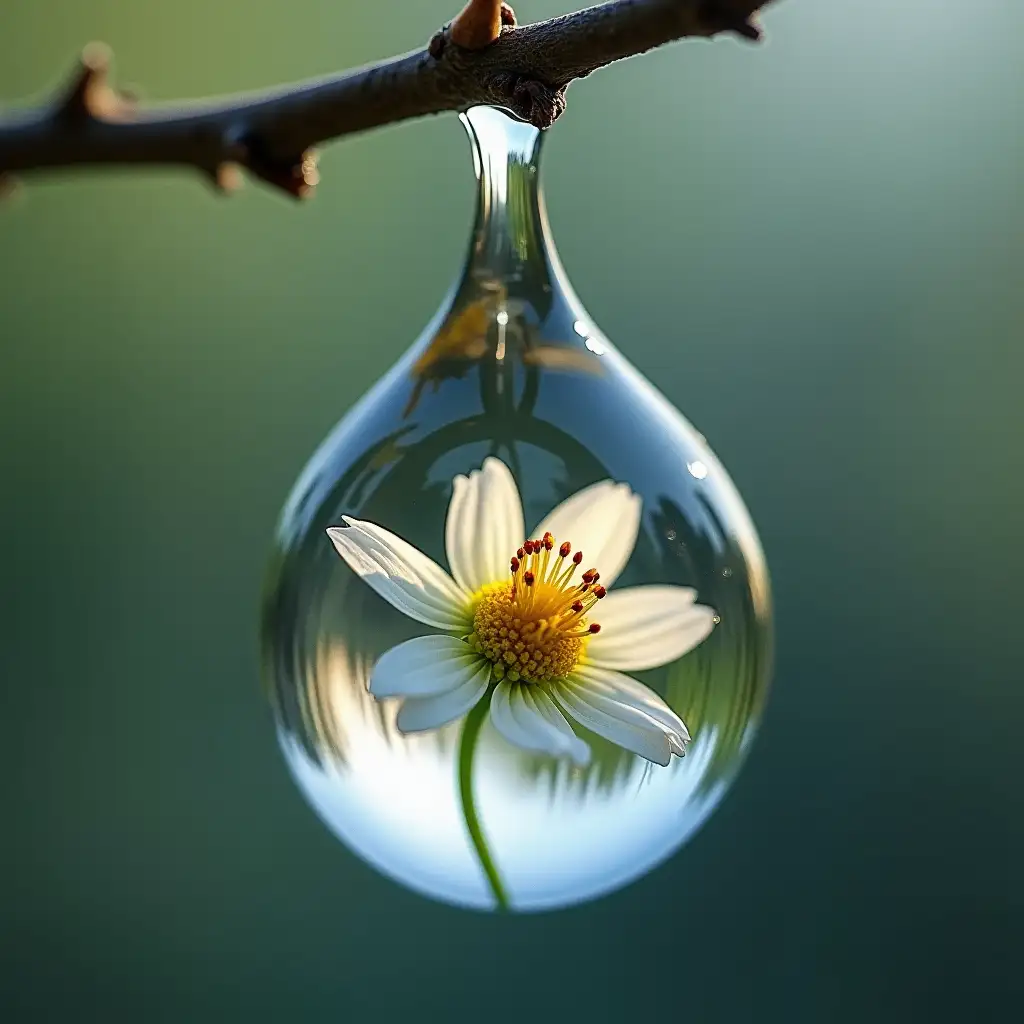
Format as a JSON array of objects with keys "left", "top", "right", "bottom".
[{"left": 2, "top": 1, "right": 1021, "bottom": 1019}]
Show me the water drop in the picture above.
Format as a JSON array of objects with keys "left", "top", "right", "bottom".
[{"left": 262, "top": 107, "right": 772, "bottom": 913}]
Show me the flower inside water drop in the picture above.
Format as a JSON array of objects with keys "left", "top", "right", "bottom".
[
  {"left": 266, "top": 104, "right": 773, "bottom": 913},
  {"left": 326, "top": 458, "right": 718, "bottom": 769}
]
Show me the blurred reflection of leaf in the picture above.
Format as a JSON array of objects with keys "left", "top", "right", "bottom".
[
  {"left": 403, "top": 284, "right": 603, "bottom": 417},
  {"left": 412, "top": 296, "right": 496, "bottom": 375},
  {"left": 366, "top": 435, "right": 408, "bottom": 472},
  {"left": 521, "top": 345, "right": 603, "bottom": 374},
  {"left": 404, "top": 292, "right": 500, "bottom": 416}
]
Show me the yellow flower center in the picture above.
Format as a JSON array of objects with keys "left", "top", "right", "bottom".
[{"left": 468, "top": 533, "right": 606, "bottom": 683}]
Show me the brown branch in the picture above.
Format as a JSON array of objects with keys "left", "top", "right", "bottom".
[{"left": 0, "top": 0, "right": 776, "bottom": 200}]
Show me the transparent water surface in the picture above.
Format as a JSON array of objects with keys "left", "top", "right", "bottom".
[{"left": 261, "top": 107, "right": 772, "bottom": 911}]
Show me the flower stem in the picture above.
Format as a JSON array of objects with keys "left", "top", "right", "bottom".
[{"left": 458, "top": 690, "right": 510, "bottom": 911}]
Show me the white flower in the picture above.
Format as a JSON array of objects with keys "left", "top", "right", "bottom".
[{"left": 327, "top": 458, "right": 716, "bottom": 768}]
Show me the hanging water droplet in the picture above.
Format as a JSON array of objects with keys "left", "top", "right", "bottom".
[{"left": 261, "top": 106, "right": 772, "bottom": 913}]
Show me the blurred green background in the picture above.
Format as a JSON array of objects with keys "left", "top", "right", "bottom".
[{"left": 2, "top": 0, "right": 1022, "bottom": 1019}]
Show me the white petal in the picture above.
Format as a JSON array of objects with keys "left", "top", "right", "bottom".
[
  {"left": 586, "top": 585, "right": 716, "bottom": 671},
  {"left": 369, "top": 635, "right": 482, "bottom": 698},
  {"left": 489, "top": 682, "right": 580, "bottom": 761},
  {"left": 550, "top": 679, "right": 674, "bottom": 766},
  {"left": 327, "top": 518, "right": 470, "bottom": 630},
  {"left": 574, "top": 664, "right": 690, "bottom": 750},
  {"left": 396, "top": 661, "right": 491, "bottom": 732},
  {"left": 523, "top": 686, "right": 591, "bottom": 766},
  {"left": 445, "top": 457, "right": 525, "bottom": 593},
  {"left": 532, "top": 480, "right": 641, "bottom": 587}
]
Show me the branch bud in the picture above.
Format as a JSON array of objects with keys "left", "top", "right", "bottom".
[{"left": 451, "top": 1, "right": 516, "bottom": 50}]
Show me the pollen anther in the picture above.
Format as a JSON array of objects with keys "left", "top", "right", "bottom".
[{"left": 470, "top": 531, "right": 609, "bottom": 683}]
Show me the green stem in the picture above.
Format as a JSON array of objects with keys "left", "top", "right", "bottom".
[{"left": 458, "top": 689, "right": 510, "bottom": 911}]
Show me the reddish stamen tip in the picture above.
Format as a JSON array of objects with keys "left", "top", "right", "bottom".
[
  {"left": 517, "top": 547, "right": 525, "bottom": 559},
  {"left": 593, "top": 585, "right": 607, "bottom": 599},
  {"left": 524, "top": 540, "right": 534, "bottom": 555},
  {"left": 571, "top": 600, "right": 584, "bottom": 613},
  {"left": 559, "top": 541, "right": 571, "bottom": 558},
  {"left": 510, "top": 557, "right": 520, "bottom": 572},
  {"left": 591, "top": 572, "right": 600, "bottom": 583},
  {"left": 523, "top": 571, "right": 535, "bottom": 586},
  {"left": 589, "top": 623, "right": 601, "bottom": 634},
  {"left": 544, "top": 535, "right": 554, "bottom": 551},
  {"left": 572, "top": 551, "right": 583, "bottom": 565},
  {"left": 582, "top": 569, "right": 597, "bottom": 584}
]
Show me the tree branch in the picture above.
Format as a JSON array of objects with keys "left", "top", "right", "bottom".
[{"left": 0, "top": 0, "right": 776, "bottom": 199}]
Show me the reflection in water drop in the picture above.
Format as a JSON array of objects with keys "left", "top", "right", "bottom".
[
  {"left": 277, "top": 625, "right": 730, "bottom": 911},
  {"left": 261, "top": 106, "right": 772, "bottom": 912}
]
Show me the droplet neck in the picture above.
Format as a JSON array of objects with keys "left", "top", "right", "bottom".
[{"left": 460, "top": 106, "right": 553, "bottom": 292}]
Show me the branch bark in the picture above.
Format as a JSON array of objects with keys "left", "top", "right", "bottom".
[{"left": 0, "top": 0, "right": 776, "bottom": 199}]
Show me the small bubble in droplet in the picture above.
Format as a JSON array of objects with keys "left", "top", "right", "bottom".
[
  {"left": 687, "top": 460, "right": 708, "bottom": 480},
  {"left": 666, "top": 529, "right": 677, "bottom": 542},
  {"left": 722, "top": 567, "right": 733, "bottom": 578},
  {"left": 713, "top": 615, "right": 722, "bottom": 625},
  {"left": 496, "top": 310, "right": 509, "bottom": 326}
]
